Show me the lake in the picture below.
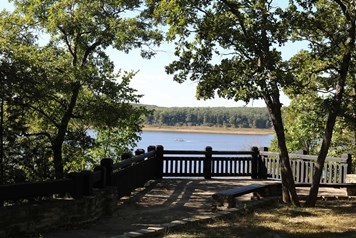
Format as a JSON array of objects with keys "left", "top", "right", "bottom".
[{"left": 135, "top": 131, "right": 274, "bottom": 151}]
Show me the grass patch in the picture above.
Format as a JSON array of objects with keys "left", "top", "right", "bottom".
[{"left": 158, "top": 199, "right": 356, "bottom": 238}]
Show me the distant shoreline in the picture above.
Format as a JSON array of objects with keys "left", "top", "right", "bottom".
[{"left": 143, "top": 126, "right": 274, "bottom": 135}]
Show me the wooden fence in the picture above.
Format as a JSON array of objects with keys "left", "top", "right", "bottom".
[
  {"left": 0, "top": 146, "right": 353, "bottom": 203},
  {"left": 260, "top": 150, "right": 352, "bottom": 184},
  {"left": 161, "top": 146, "right": 263, "bottom": 178}
]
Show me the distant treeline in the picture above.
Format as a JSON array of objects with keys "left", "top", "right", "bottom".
[{"left": 143, "top": 106, "right": 272, "bottom": 129}]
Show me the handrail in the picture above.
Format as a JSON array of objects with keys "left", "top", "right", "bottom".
[
  {"left": 260, "top": 151, "right": 348, "bottom": 163},
  {"left": 0, "top": 179, "right": 74, "bottom": 201},
  {"left": 164, "top": 150, "right": 205, "bottom": 155},
  {"left": 112, "top": 150, "right": 156, "bottom": 170},
  {"left": 212, "top": 150, "right": 254, "bottom": 155},
  {"left": 163, "top": 150, "right": 254, "bottom": 155}
]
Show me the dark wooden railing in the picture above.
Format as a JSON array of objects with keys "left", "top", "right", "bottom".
[
  {"left": 0, "top": 179, "right": 74, "bottom": 201},
  {"left": 0, "top": 170, "right": 106, "bottom": 202},
  {"left": 109, "top": 148, "right": 159, "bottom": 197},
  {"left": 0, "top": 145, "right": 353, "bottom": 202},
  {"left": 161, "top": 146, "right": 261, "bottom": 178}
]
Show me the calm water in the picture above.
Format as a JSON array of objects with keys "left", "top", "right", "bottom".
[{"left": 135, "top": 131, "right": 273, "bottom": 151}]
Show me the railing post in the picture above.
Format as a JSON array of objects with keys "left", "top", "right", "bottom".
[
  {"left": 68, "top": 172, "right": 84, "bottom": 199},
  {"left": 257, "top": 147, "right": 268, "bottom": 179},
  {"left": 93, "top": 165, "right": 106, "bottom": 188},
  {"left": 259, "top": 147, "right": 269, "bottom": 152},
  {"left": 251, "top": 147, "right": 259, "bottom": 179},
  {"left": 121, "top": 152, "right": 131, "bottom": 160},
  {"left": 296, "top": 150, "right": 308, "bottom": 155},
  {"left": 156, "top": 145, "right": 164, "bottom": 179},
  {"left": 296, "top": 150, "right": 308, "bottom": 183},
  {"left": 147, "top": 145, "right": 155, "bottom": 158},
  {"left": 343, "top": 154, "right": 353, "bottom": 174},
  {"left": 81, "top": 171, "right": 94, "bottom": 196},
  {"left": 204, "top": 146, "right": 212, "bottom": 179},
  {"left": 148, "top": 145, "right": 155, "bottom": 151},
  {"left": 135, "top": 149, "right": 145, "bottom": 156},
  {"left": 100, "top": 158, "right": 113, "bottom": 186}
]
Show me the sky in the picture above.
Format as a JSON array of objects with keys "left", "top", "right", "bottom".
[{"left": 1, "top": 1, "right": 305, "bottom": 108}]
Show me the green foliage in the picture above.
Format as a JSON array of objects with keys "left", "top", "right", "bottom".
[
  {"left": 89, "top": 104, "right": 145, "bottom": 164},
  {"left": 270, "top": 94, "right": 325, "bottom": 154},
  {"left": 0, "top": 0, "right": 159, "bottom": 181},
  {"left": 144, "top": 106, "right": 271, "bottom": 129},
  {"left": 270, "top": 94, "right": 355, "bottom": 158},
  {"left": 145, "top": 1, "right": 304, "bottom": 205},
  {"left": 146, "top": 0, "right": 355, "bottom": 205},
  {"left": 146, "top": 0, "right": 291, "bottom": 103},
  {"left": 270, "top": 1, "right": 356, "bottom": 164}
]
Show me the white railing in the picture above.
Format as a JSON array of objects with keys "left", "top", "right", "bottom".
[{"left": 260, "top": 151, "right": 351, "bottom": 184}]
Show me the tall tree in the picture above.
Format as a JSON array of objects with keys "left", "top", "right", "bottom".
[
  {"left": 270, "top": 93, "right": 355, "bottom": 158},
  {"left": 1, "top": 0, "right": 161, "bottom": 179},
  {"left": 285, "top": 0, "right": 355, "bottom": 206},
  {"left": 269, "top": 93, "right": 326, "bottom": 155},
  {"left": 146, "top": 0, "right": 300, "bottom": 205}
]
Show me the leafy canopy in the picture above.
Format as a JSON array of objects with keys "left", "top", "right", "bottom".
[
  {"left": 146, "top": 0, "right": 294, "bottom": 103},
  {"left": 0, "top": 0, "right": 162, "bottom": 181}
]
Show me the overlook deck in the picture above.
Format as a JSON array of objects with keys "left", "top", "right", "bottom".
[{"left": 46, "top": 178, "right": 347, "bottom": 238}]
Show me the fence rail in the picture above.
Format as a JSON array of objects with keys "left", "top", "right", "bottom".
[
  {"left": 0, "top": 146, "right": 353, "bottom": 202},
  {"left": 260, "top": 151, "right": 352, "bottom": 184},
  {"left": 161, "top": 147, "right": 260, "bottom": 179},
  {"left": 0, "top": 179, "right": 74, "bottom": 201}
]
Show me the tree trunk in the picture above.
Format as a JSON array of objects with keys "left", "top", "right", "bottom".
[
  {"left": 0, "top": 98, "right": 4, "bottom": 185},
  {"left": 264, "top": 92, "right": 300, "bottom": 206},
  {"left": 305, "top": 5, "right": 355, "bottom": 206},
  {"left": 52, "top": 142, "right": 64, "bottom": 179},
  {"left": 51, "top": 83, "right": 81, "bottom": 179},
  {"left": 305, "top": 113, "right": 337, "bottom": 206}
]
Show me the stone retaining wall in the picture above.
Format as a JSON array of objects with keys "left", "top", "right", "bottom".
[{"left": 0, "top": 187, "right": 118, "bottom": 238}]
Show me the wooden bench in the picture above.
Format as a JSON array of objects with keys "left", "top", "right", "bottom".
[{"left": 212, "top": 182, "right": 281, "bottom": 208}]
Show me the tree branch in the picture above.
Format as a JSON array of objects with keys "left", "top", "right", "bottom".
[
  {"left": 82, "top": 40, "right": 102, "bottom": 66},
  {"left": 57, "top": 25, "right": 76, "bottom": 61},
  {"left": 219, "top": 0, "right": 249, "bottom": 39},
  {"left": 21, "top": 102, "right": 60, "bottom": 128},
  {"left": 24, "top": 132, "right": 52, "bottom": 141}
]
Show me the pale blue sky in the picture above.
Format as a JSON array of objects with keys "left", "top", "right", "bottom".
[{"left": 2, "top": 1, "right": 305, "bottom": 107}]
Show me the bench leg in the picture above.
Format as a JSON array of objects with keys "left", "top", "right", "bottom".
[
  {"left": 251, "top": 191, "right": 263, "bottom": 200},
  {"left": 252, "top": 185, "right": 282, "bottom": 200},
  {"left": 347, "top": 187, "right": 356, "bottom": 196},
  {"left": 212, "top": 196, "right": 224, "bottom": 210},
  {"left": 227, "top": 197, "right": 236, "bottom": 208}
]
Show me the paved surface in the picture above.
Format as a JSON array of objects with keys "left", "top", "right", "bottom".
[{"left": 45, "top": 178, "right": 348, "bottom": 238}]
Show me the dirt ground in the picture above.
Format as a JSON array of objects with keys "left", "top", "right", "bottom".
[{"left": 45, "top": 178, "right": 348, "bottom": 238}]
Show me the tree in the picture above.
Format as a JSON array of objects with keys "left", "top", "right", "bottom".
[
  {"left": 270, "top": 93, "right": 355, "bottom": 159},
  {"left": 146, "top": 0, "right": 300, "bottom": 205},
  {"left": 285, "top": 0, "right": 355, "bottom": 206},
  {"left": 269, "top": 94, "right": 325, "bottom": 154},
  {"left": 0, "top": 20, "right": 54, "bottom": 182},
  {"left": 143, "top": 105, "right": 271, "bottom": 128},
  {"left": 1, "top": 0, "right": 161, "bottom": 179}
]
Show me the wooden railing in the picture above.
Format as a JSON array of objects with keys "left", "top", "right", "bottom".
[
  {"left": 0, "top": 146, "right": 353, "bottom": 203},
  {"left": 161, "top": 146, "right": 261, "bottom": 178},
  {"left": 260, "top": 150, "right": 352, "bottom": 184},
  {"left": 108, "top": 148, "right": 159, "bottom": 198}
]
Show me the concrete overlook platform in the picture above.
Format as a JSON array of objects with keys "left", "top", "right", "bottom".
[{"left": 46, "top": 178, "right": 348, "bottom": 238}]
